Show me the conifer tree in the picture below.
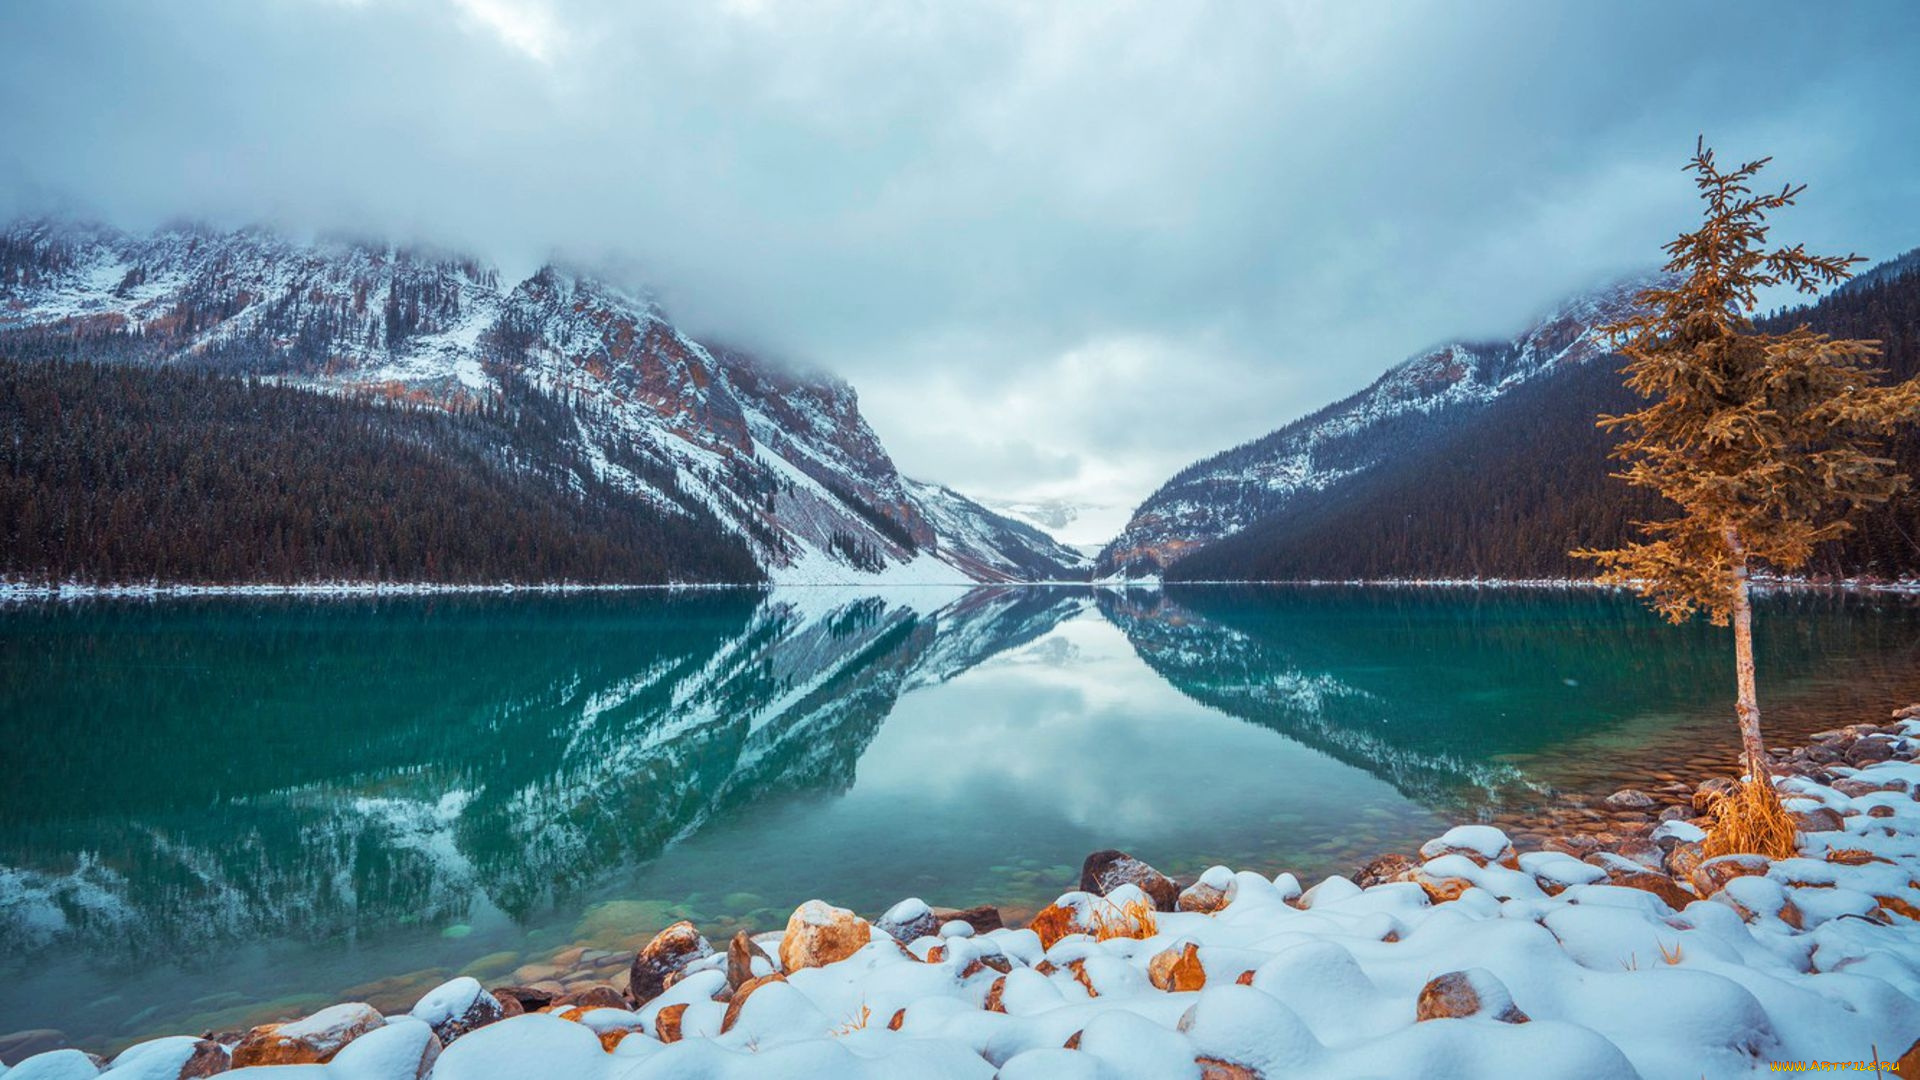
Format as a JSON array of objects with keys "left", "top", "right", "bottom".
[{"left": 1579, "top": 141, "right": 1920, "bottom": 856}]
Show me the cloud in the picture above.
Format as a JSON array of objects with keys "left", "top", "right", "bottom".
[{"left": 2, "top": 0, "right": 1916, "bottom": 528}]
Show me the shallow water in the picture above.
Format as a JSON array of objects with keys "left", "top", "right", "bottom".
[{"left": 2, "top": 584, "right": 1917, "bottom": 1051}]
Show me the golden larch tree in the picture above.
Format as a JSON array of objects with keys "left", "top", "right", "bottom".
[{"left": 1579, "top": 140, "right": 1920, "bottom": 857}]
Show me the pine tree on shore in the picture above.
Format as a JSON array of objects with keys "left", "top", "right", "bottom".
[{"left": 1577, "top": 139, "right": 1920, "bottom": 858}]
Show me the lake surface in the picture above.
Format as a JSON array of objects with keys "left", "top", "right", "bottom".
[{"left": 3, "top": 584, "right": 1919, "bottom": 1051}]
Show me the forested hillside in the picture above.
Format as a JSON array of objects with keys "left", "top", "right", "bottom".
[
  {"left": 1169, "top": 250, "right": 1920, "bottom": 583},
  {"left": 0, "top": 358, "right": 763, "bottom": 585}
]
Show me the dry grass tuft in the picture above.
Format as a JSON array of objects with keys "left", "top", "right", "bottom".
[
  {"left": 1658, "top": 940, "right": 1684, "bottom": 965},
  {"left": 830, "top": 1003, "right": 872, "bottom": 1037},
  {"left": 1702, "top": 777, "right": 1798, "bottom": 860},
  {"left": 1090, "top": 898, "right": 1159, "bottom": 941}
]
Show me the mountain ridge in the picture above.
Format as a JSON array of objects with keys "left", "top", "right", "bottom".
[
  {"left": 1096, "top": 273, "right": 1665, "bottom": 578},
  {"left": 0, "top": 216, "right": 1088, "bottom": 586}
]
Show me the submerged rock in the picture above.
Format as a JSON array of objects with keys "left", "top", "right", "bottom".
[{"left": 1606, "top": 788, "right": 1657, "bottom": 810}]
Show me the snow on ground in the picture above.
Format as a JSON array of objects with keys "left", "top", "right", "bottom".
[{"left": 21, "top": 719, "right": 1920, "bottom": 1079}]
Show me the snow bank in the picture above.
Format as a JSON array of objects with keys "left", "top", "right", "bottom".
[{"left": 22, "top": 726, "right": 1920, "bottom": 1079}]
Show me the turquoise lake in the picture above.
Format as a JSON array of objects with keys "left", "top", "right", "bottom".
[{"left": 2, "top": 585, "right": 1918, "bottom": 1050}]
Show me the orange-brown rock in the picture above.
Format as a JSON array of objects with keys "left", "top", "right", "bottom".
[
  {"left": 1606, "top": 867, "right": 1695, "bottom": 911},
  {"left": 1353, "top": 853, "right": 1419, "bottom": 889},
  {"left": 1415, "top": 970, "right": 1528, "bottom": 1024},
  {"left": 1063, "top": 1030, "right": 1083, "bottom": 1050},
  {"left": 1027, "top": 903, "right": 1080, "bottom": 949},
  {"left": 231, "top": 1003, "right": 386, "bottom": 1067},
  {"left": 779, "top": 901, "right": 873, "bottom": 973},
  {"left": 654, "top": 1003, "right": 688, "bottom": 1043},
  {"left": 1148, "top": 942, "right": 1207, "bottom": 993},
  {"left": 1876, "top": 895, "right": 1920, "bottom": 921},
  {"left": 629, "top": 921, "right": 714, "bottom": 1006},
  {"left": 1688, "top": 854, "right": 1770, "bottom": 897},
  {"left": 1409, "top": 868, "right": 1473, "bottom": 904},
  {"left": 1826, "top": 848, "right": 1888, "bottom": 866},
  {"left": 1067, "top": 958, "right": 1098, "bottom": 997},
  {"left": 727, "top": 930, "right": 775, "bottom": 990},
  {"left": 178, "top": 1039, "right": 230, "bottom": 1078},
  {"left": 1080, "top": 850, "right": 1180, "bottom": 911},
  {"left": 565, "top": 985, "right": 629, "bottom": 1011},
  {"left": 720, "top": 973, "right": 786, "bottom": 1034},
  {"left": 931, "top": 905, "right": 1005, "bottom": 934},
  {"left": 1234, "top": 970, "right": 1256, "bottom": 986},
  {"left": 984, "top": 976, "right": 1008, "bottom": 1013},
  {"left": 888, "top": 1009, "right": 907, "bottom": 1031},
  {"left": 1665, "top": 840, "right": 1708, "bottom": 883},
  {"left": 490, "top": 985, "right": 558, "bottom": 1013},
  {"left": 1197, "top": 1057, "right": 1262, "bottom": 1079}
]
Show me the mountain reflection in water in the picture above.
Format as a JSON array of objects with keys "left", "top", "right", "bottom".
[{"left": 1, "top": 584, "right": 1916, "bottom": 1048}]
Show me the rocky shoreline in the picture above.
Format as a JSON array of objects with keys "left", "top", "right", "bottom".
[{"left": 8, "top": 706, "right": 1920, "bottom": 1078}]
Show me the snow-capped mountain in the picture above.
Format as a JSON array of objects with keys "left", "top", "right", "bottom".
[
  {"left": 1096, "top": 275, "right": 1662, "bottom": 577},
  {"left": 904, "top": 480, "right": 1092, "bottom": 581},
  {"left": 0, "top": 218, "right": 1085, "bottom": 584}
]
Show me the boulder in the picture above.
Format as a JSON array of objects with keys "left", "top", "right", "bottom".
[
  {"left": 231, "top": 1002, "right": 385, "bottom": 1067},
  {"left": 1418, "top": 825, "right": 1517, "bottom": 868},
  {"left": 1665, "top": 840, "right": 1708, "bottom": 883},
  {"left": 1028, "top": 887, "right": 1158, "bottom": 948},
  {"left": 1609, "top": 836, "right": 1665, "bottom": 871},
  {"left": 1415, "top": 969, "right": 1529, "bottom": 1023},
  {"left": 1352, "top": 853, "right": 1419, "bottom": 889},
  {"left": 1848, "top": 739, "right": 1896, "bottom": 766},
  {"left": 653, "top": 1003, "right": 688, "bottom": 1043},
  {"left": 489, "top": 985, "right": 557, "bottom": 1014},
  {"left": 410, "top": 977, "right": 504, "bottom": 1045},
  {"left": 562, "top": 985, "right": 628, "bottom": 1011},
  {"left": 628, "top": 920, "right": 714, "bottom": 1006},
  {"left": 1605, "top": 789, "right": 1657, "bottom": 811},
  {"left": 778, "top": 900, "right": 873, "bottom": 973},
  {"left": 1689, "top": 854, "right": 1771, "bottom": 897},
  {"left": 327, "top": 1020, "right": 442, "bottom": 1080},
  {"left": 1585, "top": 854, "right": 1693, "bottom": 910},
  {"left": 875, "top": 898, "right": 939, "bottom": 944},
  {"left": 719, "top": 974, "right": 786, "bottom": 1034},
  {"left": 931, "top": 905, "right": 1004, "bottom": 934},
  {"left": 179, "top": 1039, "right": 231, "bottom": 1078},
  {"left": 1080, "top": 850, "right": 1180, "bottom": 911},
  {"left": 1178, "top": 866, "right": 1237, "bottom": 913},
  {"left": 1147, "top": 942, "right": 1207, "bottom": 992},
  {"left": 1789, "top": 806, "right": 1845, "bottom": 834},
  {"left": 727, "top": 930, "right": 776, "bottom": 989}
]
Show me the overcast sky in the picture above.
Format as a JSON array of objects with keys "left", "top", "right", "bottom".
[{"left": 3, "top": 1, "right": 1918, "bottom": 543}]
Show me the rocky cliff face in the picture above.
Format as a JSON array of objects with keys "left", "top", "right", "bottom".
[
  {"left": 0, "top": 217, "right": 1083, "bottom": 583},
  {"left": 1096, "top": 276, "right": 1660, "bottom": 577}
]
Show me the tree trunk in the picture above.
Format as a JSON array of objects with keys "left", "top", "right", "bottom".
[{"left": 1726, "top": 529, "right": 1766, "bottom": 780}]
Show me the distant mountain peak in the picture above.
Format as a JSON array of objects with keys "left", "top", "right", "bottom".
[{"left": 1096, "top": 271, "right": 1665, "bottom": 578}]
